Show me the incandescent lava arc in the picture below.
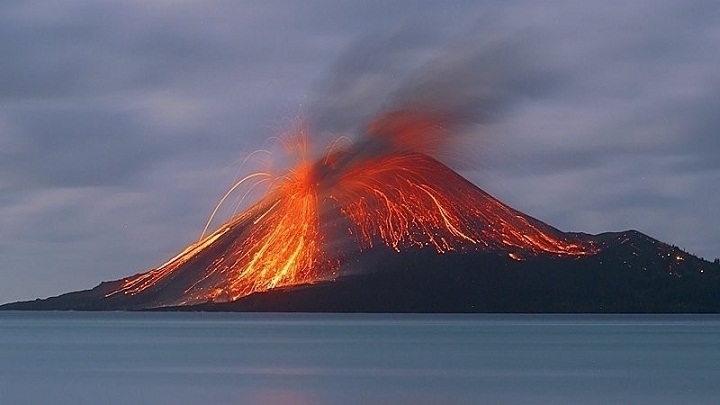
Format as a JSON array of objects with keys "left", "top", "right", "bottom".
[{"left": 104, "top": 110, "right": 599, "bottom": 308}]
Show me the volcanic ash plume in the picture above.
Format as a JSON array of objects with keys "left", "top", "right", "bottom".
[
  {"left": 104, "top": 110, "right": 597, "bottom": 308},
  {"left": 104, "top": 33, "right": 597, "bottom": 308}
]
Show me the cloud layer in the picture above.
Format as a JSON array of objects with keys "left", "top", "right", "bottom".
[{"left": 1, "top": 1, "right": 718, "bottom": 303}]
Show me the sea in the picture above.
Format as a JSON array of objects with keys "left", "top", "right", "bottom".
[{"left": 1, "top": 312, "right": 718, "bottom": 405}]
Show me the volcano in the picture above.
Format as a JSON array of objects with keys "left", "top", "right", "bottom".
[{"left": 2, "top": 113, "right": 719, "bottom": 312}]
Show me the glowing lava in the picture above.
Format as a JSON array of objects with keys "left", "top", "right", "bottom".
[
  {"left": 106, "top": 112, "right": 598, "bottom": 308},
  {"left": 329, "top": 152, "right": 593, "bottom": 256}
]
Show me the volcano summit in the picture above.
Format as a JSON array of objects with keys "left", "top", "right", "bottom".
[{"left": 3, "top": 111, "right": 719, "bottom": 312}]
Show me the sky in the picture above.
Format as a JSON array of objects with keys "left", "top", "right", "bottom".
[{"left": 1, "top": 0, "right": 719, "bottom": 304}]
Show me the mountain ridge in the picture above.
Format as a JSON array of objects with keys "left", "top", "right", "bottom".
[
  {"left": 3, "top": 229, "right": 718, "bottom": 312},
  {"left": 2, "top": 147, "right": 718, "bottom": 312}
]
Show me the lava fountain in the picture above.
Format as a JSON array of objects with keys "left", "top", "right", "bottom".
[{"left": 105, "top": 110, "right": 598, "bottom": 308}]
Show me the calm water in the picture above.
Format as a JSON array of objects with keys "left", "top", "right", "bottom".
[{"left": 1, "top": 313, "right": 719, "bottom": 404}]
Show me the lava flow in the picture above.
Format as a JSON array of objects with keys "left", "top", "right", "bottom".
[{"left": 105, "top": 111, "right": 598, "bottom": 308}]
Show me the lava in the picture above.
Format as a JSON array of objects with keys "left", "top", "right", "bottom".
[
  {"left": 106, "top": 111, "right": 598, "bottom": 307},
  {"left": 328, "top": 151, "right": 592, "bottom": 255}
]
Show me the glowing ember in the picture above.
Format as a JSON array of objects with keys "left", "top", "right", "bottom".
[
  {"left": 106, "top": 111, "right": 598, "bottom": 307},
  {"left": 328, "top": 151, "right": 592, "bottom": 255}
]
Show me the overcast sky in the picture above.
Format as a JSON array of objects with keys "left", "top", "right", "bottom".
[{"left": 1, "top": 0, "right": 718, "bottom": 304}]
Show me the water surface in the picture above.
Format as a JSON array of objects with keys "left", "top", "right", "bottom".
[{"left": 1, "top": 312, "right": 718, "bottom": 404}]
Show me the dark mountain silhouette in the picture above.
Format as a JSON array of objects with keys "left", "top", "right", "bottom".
[
  {"left": 0, "top": 101, "right": 720, "bottom": 312},
  {"left": 176, "top": 231, "right": 720, "bottom": 313},
  {"left": 3, "top": 228, "right": 718, "bottom": 312},
  {"left": 2, "top": 131, "right": 718, "bottom": 312}
]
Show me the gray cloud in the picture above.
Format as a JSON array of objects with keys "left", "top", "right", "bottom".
[
  {"left": 1, "top": 106, "right": 161, "bottom": 188},
  {"left": 310, "top": 22, "right": 563, "bottom": 133},
  {"left": 1, "top": 0, "right": 719, "bottom": 303}
]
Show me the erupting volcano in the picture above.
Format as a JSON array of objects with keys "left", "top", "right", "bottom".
[
  {"left": 3, "top": 111, "right": 718, "bottom": 312},
  {"left": 98, "top": 110, "right": 598, "bottom": 308}
]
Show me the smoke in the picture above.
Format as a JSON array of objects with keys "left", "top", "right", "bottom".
[
  {"left": 308, "top": 23, "right": 561, "bottom": 164},
  {"left": 210, "top": 24, "right": 566, "bottom": 237}
]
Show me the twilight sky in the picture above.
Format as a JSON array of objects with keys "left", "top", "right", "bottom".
[{"left": 1, "top": 0, "right": 718, "bottom": 303}]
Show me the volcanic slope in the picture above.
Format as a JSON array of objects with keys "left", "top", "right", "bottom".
[
  {"left": 184, "top": 230, "right": 720, "bottom": 313},
  {"left": 2, "top": 153, "right": 718, "bottom": 312}
]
